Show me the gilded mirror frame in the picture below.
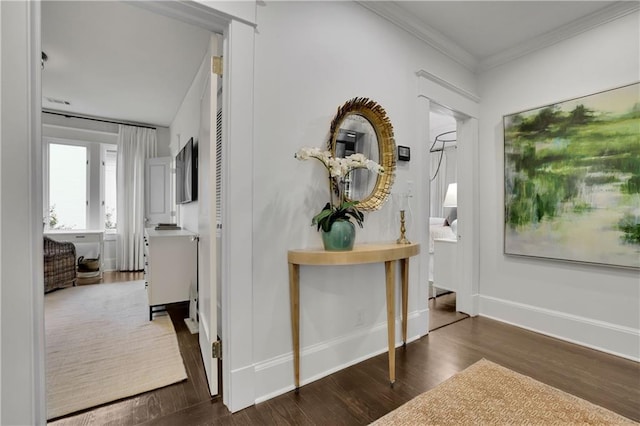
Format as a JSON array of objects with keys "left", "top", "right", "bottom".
[{"left": 328, "top": 97, "right": 396, "bottom": 211}]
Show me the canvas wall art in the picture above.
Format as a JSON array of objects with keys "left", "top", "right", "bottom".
[{"left": 504, "top": 83, "right": 639, "bottom": 269}]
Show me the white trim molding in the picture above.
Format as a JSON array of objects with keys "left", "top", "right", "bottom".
[
  {"left": 1, "top": 0, "right": 46, "bottom": 422},
  {"left": 417, "top": 71, "right": 480, "bottom": 318},
  {"left": 416, "top": 70, "right": 480, "bottom": 104},
  {"left": 479, "top": 1, "right": 640, "bottom": 72},
  {"left": 416, "top": 70, "right": 480, "bottom": 119},
  {"left": 480, "top": 295, "right": 640, "bottom": 362},
  {"left": 253, "top": 309, "right": 428, "bottom": 404},
  {"left": 221, "top": 18, "right": 256, "bottom": 413},
  {"left": 127, "top": 1, "right": 232, "bottom": 33},
  {"left": 358, "top": 1, "right": 477, "bottom": 71},
  {"left": 359, "top": 1, "right": 639, "bottom": 74}
]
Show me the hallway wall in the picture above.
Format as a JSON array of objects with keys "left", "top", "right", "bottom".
[{"left": 477, "top": 10, "right": 640, "bottom": 360}]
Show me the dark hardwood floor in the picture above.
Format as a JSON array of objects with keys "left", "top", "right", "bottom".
[
  {"left": 51, "top": 277, "right": 640, "bottom": 425},
  {"left": 428, "top": 292, "right": 469, "bottom": 331}
]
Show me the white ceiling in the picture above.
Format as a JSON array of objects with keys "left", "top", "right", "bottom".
[
  {"left": 361, "top": 1, "right": 636, "bottom": 71},
  {"left": 42, "top": 1, "right": 212, "bottom": 127},
  {"left": 396, "top": 1, "right": 615, "bottom": 59},
  {"left": 42, "top": 1, "right": 636, "bottom": 127}
]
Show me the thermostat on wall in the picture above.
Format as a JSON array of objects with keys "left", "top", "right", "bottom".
[{"left": 398, "top": 146, "right": 410, "bottom": 161}]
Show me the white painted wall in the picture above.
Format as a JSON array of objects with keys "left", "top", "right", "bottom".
[
  {"left": 0, "top": 1, "right": 3, "bottom": 420},
  {"left": 5, "top": 0, "right": 633, "bottom": 420},
  {"left": 251, "top": 1, "right": 476, "bottom": 401},
  {"left": 170, "top": 47, "right": 213, "bottom": 233},
  {"left": 156, "top": 126, "right": 171, "bottom": 157},
  {"left": 477, "top": 11, "right": 640, "bottom": 360},
  {"left": 1, "top": 1, "right": 45, "bottom": 423}
]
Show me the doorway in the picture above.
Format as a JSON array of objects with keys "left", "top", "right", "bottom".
[
  {"left": 5, "top": 0, "right": 257, "bottom": 421},
  {"left": 41, "top": 1, "right": 219, "bottom": 420},
  {"left": 427, "top": 107, "right": 469, "bottom": 331},
  {"left": 417, "top": 71, "right": 480, "bottom": 329}
]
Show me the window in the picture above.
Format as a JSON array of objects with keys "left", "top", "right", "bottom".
[
  {"left": 48, "top": 143, "right": 88, "bottom": 229},
  {"left": 44, "top": 138, "right": 117, "bottom": 231}
]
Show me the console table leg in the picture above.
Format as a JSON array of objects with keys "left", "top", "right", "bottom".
[
  {"left": 401, "top": 258, "right": 409, "bottom": 346},
  {"left": 289, "top": 262, "right": 300, "bottom": 390},
  {"left": 384, "top": 260, "right": 396, "bottom": 385}
]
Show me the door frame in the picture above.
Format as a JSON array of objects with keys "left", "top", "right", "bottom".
[
  {"left": 16, "top": 1, "right": 257, "bottom": 422},
  {"left": 417, "top": 69, "right": 480, "bottom": 320},
  {"left": 197, "top": 37, "right": 219, "bottom": 396}
]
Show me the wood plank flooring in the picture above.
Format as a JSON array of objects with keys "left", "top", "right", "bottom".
[
  {"left": 428, "top": 292, "right": 469, "bottom": 331},
  {"left": 51, "top": 278, "right": 640, "bottom": 425}
]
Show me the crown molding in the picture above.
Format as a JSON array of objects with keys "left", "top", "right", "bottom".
[
  {"left": 479, "top": 1, "right": 640, "bottom": 72},
  {"left": 416, "top": 70, "right": 481, "bottom": 104},
  {"left": 358, "top": 1, "right": 639, "bottom": 75},
  {"left": 357, "top": 1, "right": 478, "bottom": 72}
]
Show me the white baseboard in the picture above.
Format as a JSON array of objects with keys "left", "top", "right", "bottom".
[
  {"left": 479, "top": 295, "right": 640, "bottom": 362},
  {"left": 103, "top": 258, "right": 116, "bottom": 271},
  {"left": 228, "top": 363, "right": 255, "bottom": 413},
  {"left": 253, "top": 309, "right": 428, "bottom": 404}
]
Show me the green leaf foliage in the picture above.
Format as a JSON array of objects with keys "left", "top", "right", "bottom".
[
  {"left": 312, "top": 201, "right": 364, "bottom": 232},
  {"left": 618, "top": 214, "right": 640, "bottom": 244}
]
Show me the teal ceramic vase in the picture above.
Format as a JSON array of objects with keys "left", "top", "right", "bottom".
[{"left": 322, "top": 220, "right": 356, "bottom": 251}]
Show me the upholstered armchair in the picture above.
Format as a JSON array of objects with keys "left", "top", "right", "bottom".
[{"left": 44, "top": 236, "right": 77, "bottom": 292}]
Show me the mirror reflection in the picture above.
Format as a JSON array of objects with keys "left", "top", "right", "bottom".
[
  {"left": 335, "top": 114, "right": 379, "bottom": 201},
  {"left": 328, "top": 97, "right": 396, "bottom": 211}
]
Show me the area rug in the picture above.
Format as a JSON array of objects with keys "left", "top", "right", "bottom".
[
  {"left": 45, "top": 281, "right": 187, "bottom": 419},
  {"left": 371, "top": 359, "right": 636, "bottom": 425}
]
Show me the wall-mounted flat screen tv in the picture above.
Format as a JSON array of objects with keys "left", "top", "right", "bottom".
[{"left": 176, "top": 137, "right": 197, "bottom": 204}]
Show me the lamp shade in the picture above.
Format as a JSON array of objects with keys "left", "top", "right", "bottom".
[{"left": 443, "top": 183, "right": 457, "bottom": 207}]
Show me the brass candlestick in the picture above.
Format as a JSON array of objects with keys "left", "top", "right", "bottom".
[{"left": 396, "top": 210, "right": 411, "bottom": 244}]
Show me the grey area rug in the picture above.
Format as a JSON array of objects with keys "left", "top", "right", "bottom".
[{"left": 45, "top": 280, "right": 187, "bottom": 419}]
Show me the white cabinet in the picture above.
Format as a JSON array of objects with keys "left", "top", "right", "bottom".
[
  {"left": 433, "top": 238, "right": 458, "bottom": 293},
  {"left": 144, "top": 228, "right": 197, "bottom": 320}
]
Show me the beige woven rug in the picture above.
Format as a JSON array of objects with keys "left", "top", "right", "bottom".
[
  {"left": 372, "top": 359, "right": 636, "bottom": 425},
  {"left": 45, "top": 281, "right": 187, "bottom": 419}
]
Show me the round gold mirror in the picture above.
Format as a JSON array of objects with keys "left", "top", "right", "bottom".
[{"left": 328, "top": 97, "right": 396, "bottom": 211}]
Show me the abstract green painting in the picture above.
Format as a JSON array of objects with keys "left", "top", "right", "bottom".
[{"left": 504, "top": 83, "right": 639, "bottom": 269}]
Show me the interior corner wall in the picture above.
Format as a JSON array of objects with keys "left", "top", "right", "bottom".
[
  {"left": 477, "top": 11, "right": 640, "bottom": 360},
  {"left": 251, "top": 1, "right": 476, "bottom": 402}
]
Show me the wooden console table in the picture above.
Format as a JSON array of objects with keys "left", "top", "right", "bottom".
[{"left": 287, "top": 242, "right": 420, "bottom": 390}]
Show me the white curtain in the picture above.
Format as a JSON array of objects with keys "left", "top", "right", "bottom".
[
  {"left": 430, "top": 147, "right": 457, "bottom": 217},
  {"left": 116, "top": 125, "right": 157, "bottom": 271}
]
